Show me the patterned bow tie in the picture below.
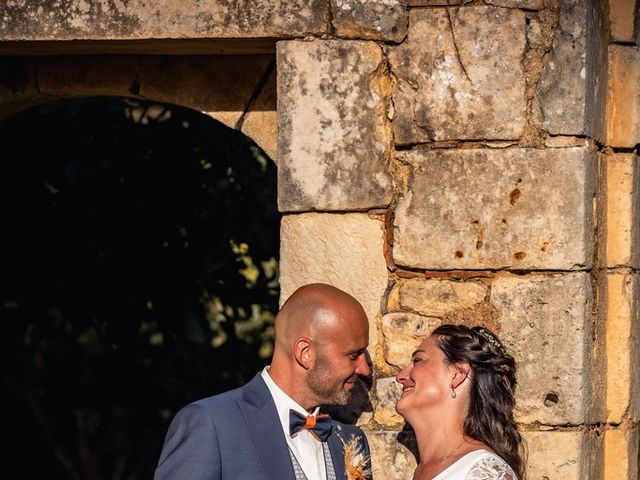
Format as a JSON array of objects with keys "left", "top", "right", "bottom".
[{"left": 289, "top": 410, "right": 332, "bottom": 442}]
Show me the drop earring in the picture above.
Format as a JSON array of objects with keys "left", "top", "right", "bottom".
[{"left": 450, "top": 385, "right": 457, "bottom": 398}]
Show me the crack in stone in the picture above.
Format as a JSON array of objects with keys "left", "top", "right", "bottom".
[
  {"left": 326, "top": 0, "right": 336, "bottom": 36},
  {"left": 235, "top": 56, "right": 275, "bottom": 131},
  {"left": 446, "top": 8, "right": 473, "bottom": 87}
]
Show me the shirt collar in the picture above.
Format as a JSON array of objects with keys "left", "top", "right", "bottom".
[{"left": 261, "top": 366, "right": 320, "bottom": 437}]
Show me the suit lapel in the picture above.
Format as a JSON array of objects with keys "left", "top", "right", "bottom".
[
  {"left": 237, "top": 374, "right": 296, "bottom": 480},
  {"left": 327, "top": 425, "right": 347, "bottom": 480}
]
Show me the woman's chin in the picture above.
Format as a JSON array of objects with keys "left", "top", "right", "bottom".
[{"left": 395, "top": 399, "right": 409, "bottom": 417}]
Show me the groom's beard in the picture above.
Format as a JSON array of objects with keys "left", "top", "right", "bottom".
[{"left": 308, "top": 355, "right": 352, "bottom": 406}]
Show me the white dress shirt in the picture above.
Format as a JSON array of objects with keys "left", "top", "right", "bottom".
[{"left": 261, "top": 367, "right": 328, "bottom": 480}]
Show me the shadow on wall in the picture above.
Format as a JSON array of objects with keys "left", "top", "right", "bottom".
[{"left": 0, "top": 97, "right": 280, "bottom": 480}]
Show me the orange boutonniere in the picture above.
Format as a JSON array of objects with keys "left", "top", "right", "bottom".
[{"left": 338, "top": 433, "right": 371, "bottom": 480}]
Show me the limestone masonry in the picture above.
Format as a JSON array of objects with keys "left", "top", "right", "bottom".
[{"left": 0, "top": 0, "right": 638, "bottom": 478}]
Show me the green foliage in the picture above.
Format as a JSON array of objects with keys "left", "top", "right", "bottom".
[{"left": 0, "top": 97, "right": 279, "bottom": 480}]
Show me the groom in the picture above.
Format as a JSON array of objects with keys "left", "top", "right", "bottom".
[{"left": 154, "top": 283, "right": 373, "bottom": 480}]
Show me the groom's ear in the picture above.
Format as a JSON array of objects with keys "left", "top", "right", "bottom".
[
  {"left": 451, "top": 362, "right": 470, "bottom": 389},
  {"left": 293, "top": 336, "right": 314, "bottom": 370}
]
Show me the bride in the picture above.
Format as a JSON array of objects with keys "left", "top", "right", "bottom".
[{"left": 395, "top": 324, "right": 524, "bottom": 480}]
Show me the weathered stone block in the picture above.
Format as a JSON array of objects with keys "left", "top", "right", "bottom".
[
  {"left": 604, "top": 427, "right": 639, "bottom": 480},
  {"left": 596, "top": 151, "right": 609, "bottom": 271},
  {"left": 331, "top": 0, "right": 407, "bottom": 42},
  {"left": 389, "top": 278, "right": 487, "bottom": 317},
  {"left": 544, "top": 136, "right": 588, "bottom": 148},
  {"left": 485, "top": 0, "right": 544, "bottom": 8},
  {"left": 595, "top": 265, "right": 609, "bottom": 425},
  {"left": 240, "top": 66, "right": 277, "bottom": 162},
  {"left": 37, "top": 55, "right": 138, "bottom": 96},
  {"left": 606, "top": 153, "right": 639, "bottom": 268},
  {"left": 524, "top": 430, "right": 604, "bottom": 480},
  {"left": 373, "top": 377, "right": 404, "bottom": 429},
  {"left": 609, "top": 0, "right": 638, "bottom": 42},
  {"left": 380, "top": 312, "right": 440, "bottom": 369},
  {"left": 367, "top": 431, "right": 417, "bottom": 480},
  {"left": 491, "top": 273, "right": 602, "bottom": 425},
  {"left": 536, "top": 0, "right": 607, "bottom": 140},
  {"left": 406, "top": 0, "right": 462, "bottom": 5},
  {"left": 389, "top": 7, "right": 526, "bottom": 143},
  {"left": 407, "top": 1, "right": 544, "bottom": 12},
  {"left": 279, "top": 213, "right": 388, "bottom": 349},
  {"left": 607, "top": 45, "right": 640, "bottom": 148},
  {"left": 277, "top": 40, "right": 392, "bottom": 211},
  {"left": 393, "top": 147, "right": 595, "bottom": 270},
  {"left": 140, "top": 55, "right": 273, "bottom": 126},
  {"left": 606, "top": 274, "right": 640, "bottom": 424},
  {"left": 0, "top": 1, "right": 327, "bottom": 40}
]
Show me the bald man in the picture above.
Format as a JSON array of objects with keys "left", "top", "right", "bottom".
[{"left": 155, "top": 283, "right": 373, "bottom": 480}]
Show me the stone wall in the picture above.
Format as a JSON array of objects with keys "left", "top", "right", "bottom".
[
  {"left": 0, "top": 54, "right": 277, "bottom": 160},
  {"left": 604, "top": 1, "right": 640, "bottom": 478},
  {"left": 0, "top": 0, "right": 638, "bottom": 478}
]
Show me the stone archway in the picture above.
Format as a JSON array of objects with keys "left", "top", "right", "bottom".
[
  {"left": 0, "top": 93, "right": 280, "bottom": 480},
  {"left": 0, "top": 54, "right": 277, "bottom": 162}
]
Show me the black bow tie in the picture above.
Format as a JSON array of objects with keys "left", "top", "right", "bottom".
[{"left": 289, "top": 409, "right": 332, "bottom": 442}]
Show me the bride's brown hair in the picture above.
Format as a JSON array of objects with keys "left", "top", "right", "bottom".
[{"left": 432, "top": 324, "right": 525, "bottom": 479}]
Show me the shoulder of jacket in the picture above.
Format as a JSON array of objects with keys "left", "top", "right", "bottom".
[{"left": 181, "top": 385, "right": 245, "bottom": 413}]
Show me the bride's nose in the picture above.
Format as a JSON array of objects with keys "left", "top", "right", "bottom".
[{"left": 396, "top": 364, "right": 410, "bottom": 384}]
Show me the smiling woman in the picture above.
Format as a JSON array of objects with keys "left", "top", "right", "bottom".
[
  {"left": 0, "top": 97, "right": 280, "bottom": 480},
  {"left": 395, "top": 324, "right": 524, "bottom": 480}
]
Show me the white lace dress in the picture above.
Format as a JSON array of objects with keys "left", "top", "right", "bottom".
[{"left": 431, "top": 449, "right": 517, "bottom": 480}]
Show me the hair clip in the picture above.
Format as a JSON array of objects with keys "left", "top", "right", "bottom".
[{"left": 474, "top": 327, "right": 503, "bottom": 351}]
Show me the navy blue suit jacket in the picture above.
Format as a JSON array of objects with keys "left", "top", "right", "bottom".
[{"left": 155, "top": 374, "right": 373, "bottom": 480}]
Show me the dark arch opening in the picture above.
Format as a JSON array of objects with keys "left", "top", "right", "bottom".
[{"left": 0, "top": 97, "right": 279, "bottom": 480}]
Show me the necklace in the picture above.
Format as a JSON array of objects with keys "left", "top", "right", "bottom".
[
  {"left": 415, "top": 438, "right": 467, "bottom": 480},
  {"left": 437, "top": 438, "right": 465, "bottom": 467}
]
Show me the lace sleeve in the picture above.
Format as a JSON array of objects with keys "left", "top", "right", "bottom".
[{"left": 464, "top": 454, "right": 517, "bottom": 480}]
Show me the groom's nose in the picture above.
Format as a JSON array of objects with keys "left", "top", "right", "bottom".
[{"left": 355, "top": 353, "right": 371, "bottom": 378}]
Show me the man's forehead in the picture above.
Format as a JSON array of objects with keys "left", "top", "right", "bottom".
[{"left": 323, "top": 322, "right": 368, "bottom": 348}]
